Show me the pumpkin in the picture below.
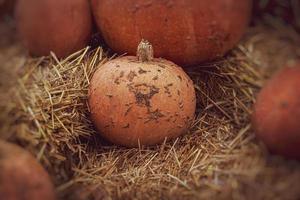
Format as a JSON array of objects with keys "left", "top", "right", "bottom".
[
  {"left": 15, "top": 0, "right": 92, "bottom": 58},
  {"left": 88, "top": 40, "right": 196, "bottom": 147},
  {"left": 91, "top": 0, "right": 252, "bottom": 66},
  {"left": 0, "top": 140, "right": 56, "bottom": 200},
  {"left": 252, "top": 64, "right": 300, "bottom": 160}
]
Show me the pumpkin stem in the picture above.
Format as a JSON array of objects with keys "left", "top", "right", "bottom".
[{"left": 137, "top": 39, "right": 154, "bottom": 62}]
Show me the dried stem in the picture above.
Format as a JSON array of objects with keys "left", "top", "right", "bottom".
[{"left": 137, "top": 39, "right": 154, "bottom": 62}]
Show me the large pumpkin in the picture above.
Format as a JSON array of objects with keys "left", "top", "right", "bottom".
[{"left": 91, "top": 0, "right": 252, "bottom": 66}]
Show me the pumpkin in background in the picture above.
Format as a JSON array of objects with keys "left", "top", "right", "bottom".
[
  {"left": 0, "top": 140, "right": 56, "bottom": 200},
  {"left": 15, "top": 0, "right": 92, "bottom": 58},
  {"left": 252, "top": 64, "right": 300, "bottom": 160},
  {"left": 91, "top": 0, "right": 252, "bottom": 66}
]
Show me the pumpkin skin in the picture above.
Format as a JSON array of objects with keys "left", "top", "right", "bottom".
[
  {"left": 88, "top": 42, "right": 196, "bottom": 147},
  {"left": 252, "top": 65, "right": 300, "bottom": 160},
  {"left": 0, "top": 141, "right": 56, "bottom": 200},
  {"left": 15, "top": 0, "right": 92, "bottom": 58},
  {"left": 91, "top": 0, "right": 252, "bottom": 66}
]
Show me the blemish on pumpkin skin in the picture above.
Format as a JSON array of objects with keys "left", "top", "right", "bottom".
[
  {"left": 179, "top": 101, "right": 184, "bottom": 109},
  {"left": 127, "top": 83, "right": 159, "bottom": 107},
  {"left": 164, "top": 83, "right": 174, "bottom": 97},
  {"left": 280, "top": 101, "right": 289, "bottom": 109},
  {"left": 127, "top": 70, "right": 137, "bottom": 82},
  {"left": 185, "top": 116, "right": 193, "bottom": 125},
  {"left": 124, "top": 106, "right": 132, "bottom": 116},
  {"left": 144, "top": 109, "right": 165, "bottom": 124},
  {"left": 162, "top": 0, "right": 174, "bottom": 8},
  {"left": 177, "top": 75, "right": 182, "bottom": 81},
  {"left": 152, "top": 76, "right": 158, "bottom": 80},
  {"left": 123, "top": 123, "right": 130, "bottom": 128},
  {"left": 114, "top": 71, "right": 125, "bottom": 84},
  {"left": 138, "top": 68, "right": 147, "bottom": 74},
  {"left": 158, "top": 64, "right": 166, "bottom": 68},
  {"left": 165, "top": 114, "right": 174, "bottom": 122},
  {"left": 125, "top": 103, "right": 134, "bottom": 106}
]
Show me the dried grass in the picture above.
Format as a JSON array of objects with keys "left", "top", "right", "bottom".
[{"left": 1, "top": 14, "right": 300, "bottom": 200}]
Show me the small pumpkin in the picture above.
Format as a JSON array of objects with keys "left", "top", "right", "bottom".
[
  {"left": 252, "top": 64, "right": 300, "bottom": 160},
  {"left": 88, "top": 40, "right": 196, "bottom": 147},
  {"left": 15, "top": 0, "right": 92, "bottom": 58},
  {"left": 91, "top": 0, "right": 252, "bottom": 66}
]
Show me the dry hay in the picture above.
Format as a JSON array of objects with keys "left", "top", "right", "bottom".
[{"left": 1, "top": 17, "right": 300, "bottom": 200}]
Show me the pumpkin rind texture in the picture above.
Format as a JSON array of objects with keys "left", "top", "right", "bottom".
[
  {"left": 88, "top": 57, "right": 196, "bottom": 147},
  {"left": 15, "top": 0, "right": 92, "bottom": 58},
  {"left": 91, "top": 0, "right": 252, "bottom": 66},
  {"left": 252, "top": 65, "right": 300, "bottom": 160},
  {"left": 0, "top": 141, "right": 56, "bottom": 200}
]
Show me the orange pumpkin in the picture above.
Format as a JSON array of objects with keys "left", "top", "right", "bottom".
[
  {"left": 252, "top": 64, "right": 300, "bottom": 160},
  {"left": 15, "top": 0, "right": 92, "bottom": 58},
  {"left": 88, "top": 40, "right": 196, "bottom": 147},
  {"left": 0, "top": 140, "right": 56, "bottom": 200},
  {"left": 91, "top": 0, "right": 252, "bottom": 66}
]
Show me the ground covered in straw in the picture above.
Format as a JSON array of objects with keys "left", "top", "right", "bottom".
[{"left": 1, "top": 16, "right": 300, "bottom": 200}]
